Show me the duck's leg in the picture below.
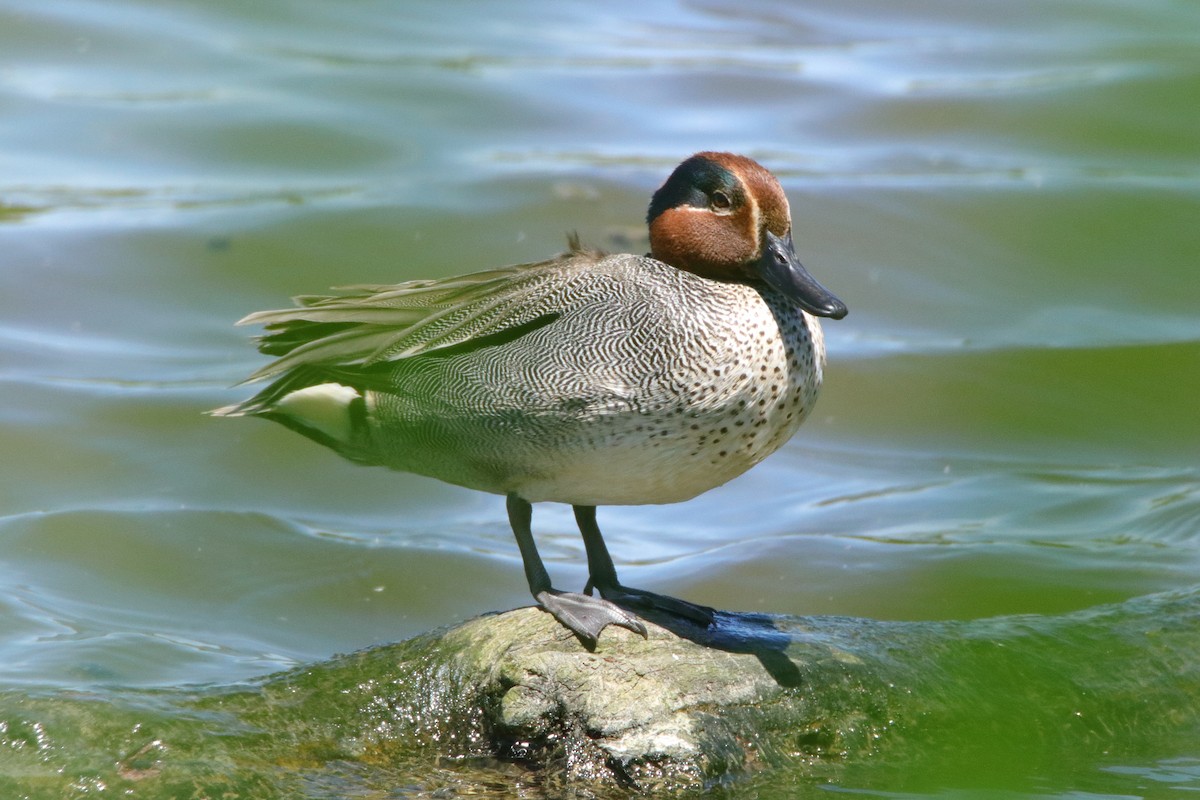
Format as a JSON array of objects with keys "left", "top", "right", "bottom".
[
  {"left": 574, "top": 505, "right": 715, "bottom": 626},
  {"left": 506, "top": 493, "right": 647, "bottom": 646}
]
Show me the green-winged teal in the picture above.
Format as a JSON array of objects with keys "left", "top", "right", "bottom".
[{"left": 216, "top": 152, "right": 847, "bottom": 646}]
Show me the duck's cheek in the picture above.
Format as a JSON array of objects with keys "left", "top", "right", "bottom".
[{"left": 649, "top": 208, "right": 757, "bottom": 280}]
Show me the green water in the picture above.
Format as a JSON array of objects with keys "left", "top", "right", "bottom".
[{"left": 2, "top": 0, "right": 1198, "bottom": 796}]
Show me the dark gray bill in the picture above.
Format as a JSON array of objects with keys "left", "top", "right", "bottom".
[{"left": 756, "top": 231, "right": 848, "bottom": 319}]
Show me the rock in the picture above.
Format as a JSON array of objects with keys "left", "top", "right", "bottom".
[
  {"left": 226, "top": 603, "right": 913, "bottom": 792},
  {"left": 436, "top": 608, "right": 796, "bottom": 787}
]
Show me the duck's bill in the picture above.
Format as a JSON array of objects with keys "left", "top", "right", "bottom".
[{"left": 757, "top": 231, "right": 848, "bottom": 320}]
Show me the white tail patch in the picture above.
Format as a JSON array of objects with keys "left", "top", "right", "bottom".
[{"left": 274, "top": 382, "right": 361, "bottom": 443}]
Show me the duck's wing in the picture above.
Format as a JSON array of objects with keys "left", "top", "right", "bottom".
[{"left": 236, "top": 251, "right": 598, "bottom": 385}]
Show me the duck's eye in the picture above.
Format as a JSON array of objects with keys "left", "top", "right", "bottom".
[{"left": 710, "top": 190, "right": 732, "bottom": 211}]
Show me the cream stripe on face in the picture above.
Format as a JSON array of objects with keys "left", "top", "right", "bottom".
[
  {"left": 722, "top": 159, "right": 764, "bottom": 260},
  {"left": 738, "top": 161, "right": 790, "bottom": 238},
  {"left": 746, "top": 184, "right": 762, "bottom": 257}
]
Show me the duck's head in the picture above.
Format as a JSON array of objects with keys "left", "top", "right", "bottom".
[{"left": 647, "top": 152, "right": 847, "bottom": 320}]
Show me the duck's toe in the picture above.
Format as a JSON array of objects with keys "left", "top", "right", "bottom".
[
  {"left": 535, "top": 589, "right": 648, "bottom": 646},
  {"left": 587, "top": 582, "right": 716, "bottom": 627}
]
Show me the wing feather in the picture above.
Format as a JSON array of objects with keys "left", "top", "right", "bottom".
[{"left": 236, "top": 249, "right": 602, "bottom": 385}]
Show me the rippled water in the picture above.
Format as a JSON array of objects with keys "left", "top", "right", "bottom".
[{"left": 2, "top": 0, "right": 1198, "bottom": 796}]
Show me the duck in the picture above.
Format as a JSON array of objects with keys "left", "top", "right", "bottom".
[{"left": 214, "top": 152, "right": 847, "bottom": 647}]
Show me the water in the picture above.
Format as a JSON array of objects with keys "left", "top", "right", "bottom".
[{"left": 2, "top": 0, "right": 1198, "bottom": 795}]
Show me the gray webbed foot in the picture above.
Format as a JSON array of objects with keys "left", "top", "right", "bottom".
[
  {"left": 585, "top": 580, "right": 716, "bottom": 627},
  {"left": 535, "top": 589, "right": 649, "bottom": 647}
]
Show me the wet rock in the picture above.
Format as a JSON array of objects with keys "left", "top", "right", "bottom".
[{"left": 250, "top": 605, "right": 913, "bottom": 791}]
